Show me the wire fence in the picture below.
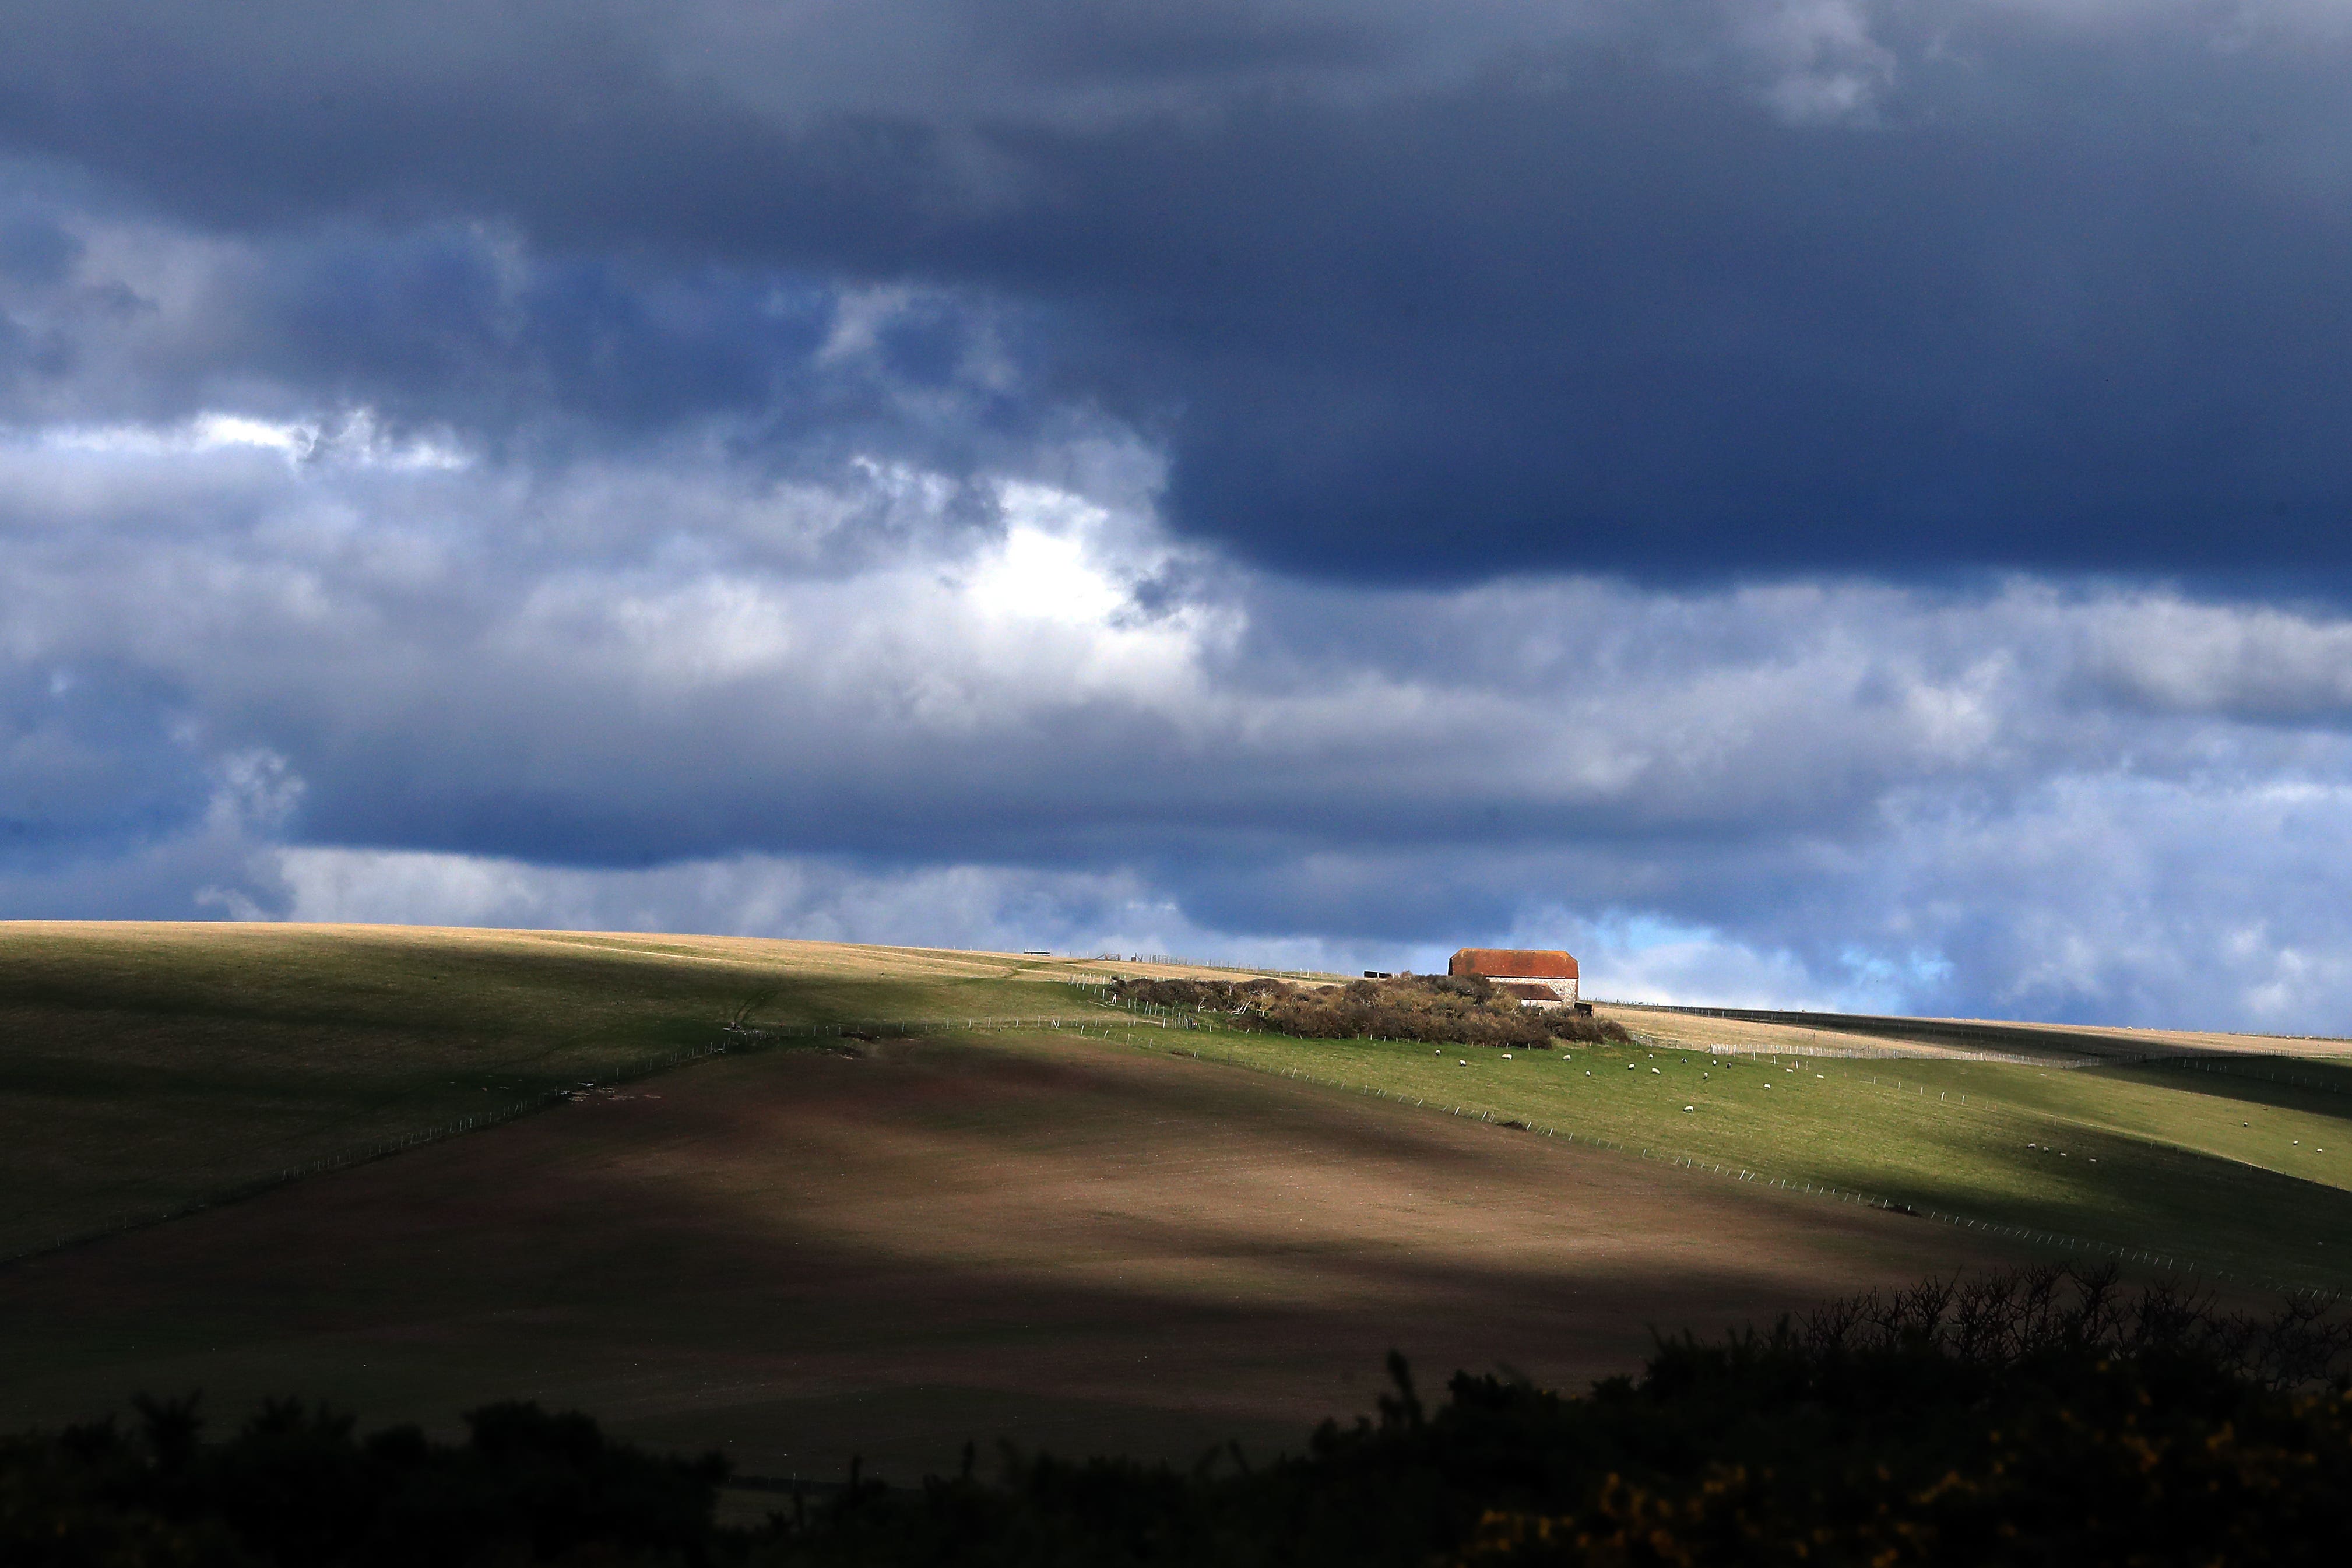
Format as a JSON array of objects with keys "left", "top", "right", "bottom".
[
  {"left": 1682, "top": 1037, "right": 2352, "bottom": 1084},
  {"left": 7, "top": 1006, "right": 1201, "bottom": 1271},
  {"left": 2146, "top": 1057, "right": 2352, "bottom": 1097},
  {"left": 1692, "top": 1039, "right": 2079, "bottom": 1067},
  {"left": 1085, "top": 952, "right": 1352, "bottom": 981},
  {"left": 1606, "top": 1001, "right": 2267, "bottom": 1073},
  {"left": 2, "top": 1036, "right": 741, "bottom": 1270},
  {"left": 734, "top": 1008, "right": 1204, "bottom": 1041}
]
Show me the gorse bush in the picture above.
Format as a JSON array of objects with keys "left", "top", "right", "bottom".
[
  {"left": 1442, "top": 1267, "right": 2352, "bottom": 1566},
  {"left": 754, "top": 1264, "right": 2352, "bottom": 1566},
  {"left": 0, "top": 1397, "right": 725, "bottom": 1567},
  {"left": 1110, "top": 973, "right": 1632, "bottom": 1049},
  {"left": 11, "top": 1268, "right": 2349, "bottom": 1565}
]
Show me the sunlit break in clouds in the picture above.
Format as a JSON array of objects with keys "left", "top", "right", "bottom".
[{"left": 8, "top": 2, "right": 2352, "bottom": 1028}]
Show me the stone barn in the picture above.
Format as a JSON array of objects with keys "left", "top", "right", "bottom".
[{"left": 1449, "top": 948, "right": 1580, "bottom": 1010}]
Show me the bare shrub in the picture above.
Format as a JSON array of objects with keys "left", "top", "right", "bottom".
[
  {"left": 1793, "top": 1261, "right": 2352, "bottom": 1387},
  {"left": 1110, "top": 973, "right": 1632, "bottom": 1049}
]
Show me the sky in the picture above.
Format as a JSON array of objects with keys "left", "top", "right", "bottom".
[{"left": 5, "top": 1, "right": 2352, "bottom": 1027}]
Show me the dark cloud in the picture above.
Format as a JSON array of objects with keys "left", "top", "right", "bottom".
[
  {"left": 0, "top": 215, "right": 78, "bottom": 285},
  {"left": 7, "top": 3, "right": 2351, "bottom": 578},
  {"left": 0, "top": 660, "right": 205, "bottom": 857}
]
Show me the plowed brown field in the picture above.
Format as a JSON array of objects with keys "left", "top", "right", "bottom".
[{"left": 0, "top": 1030, "right": 2021, "bottom": 1482}]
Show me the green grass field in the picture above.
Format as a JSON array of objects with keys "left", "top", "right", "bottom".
[{"left": 1092, "top": 1013, "right": 2352, "bottom": 1291}]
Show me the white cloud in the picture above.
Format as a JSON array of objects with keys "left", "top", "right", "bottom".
[
  {"left": 1499, "top": 908, "right": 1864, "bottom": 1010},
  {"left": 13, "top": 464, "right": 2352, "bottom": 1028},
  {"left": 40, "top": 413, "right": 314, "bottom": 459},
  {"left": 13, "top": 399, "right": 2351, "bottom": 1025},
  {"left": 27, "top": 409, "right": 466, "bottom": 470},
  {"left": 261, "top": 843, "right": 1394, "bottom": 975},
  {"left": 1868, "top": 772, "right": 2352, "bottom": 1026},
  {"left": 1738, "top": 0, "right": 1900, "bottom": 122},
  {"left": 16, "top": 354, "right": 2352, "bottom": 1031},
  {"left": 2078, "top": 595, "right": 2352, "bottom": 716}
]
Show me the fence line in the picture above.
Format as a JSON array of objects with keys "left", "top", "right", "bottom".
[
  {"left": 732, "top": 1010, "right": 1198, "bottom": 1040},
  {"left": 2147, "top": 1058, "right": 2352, "bottom": 1097},
  {"left": 6, "top": 1008, "right": 1210, "bottom": 1268},
  {"left": 1623, "top": 1028, "right": 2194, "bottom": 1071},
  {"left": 1691, "top": 1039, "right": 2076, "bottom": 1067},
  {"left": 1085, "top": 952, "right": 1352, "bottom": 980},
  {"left": 8, "top": 1010, "right": 1186, "bottom": 1271},
  {"left": 2, "top": 1036, "right": 742, "bottom": 1271}
]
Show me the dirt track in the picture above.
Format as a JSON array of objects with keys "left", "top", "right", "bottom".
[{"left": 0, "top": 1032, "right": 2020, "bottom": 1481}]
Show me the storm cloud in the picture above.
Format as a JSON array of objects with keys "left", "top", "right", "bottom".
[
  {"left": 6, "top": 2, "right": 2352, "bottom": 1026},
  {"left": 10, "top": 2, "right": 2352, "bottom": 576}
]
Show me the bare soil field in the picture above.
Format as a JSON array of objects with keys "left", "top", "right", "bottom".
[
  {"left": 0, "top": 1030, "right": 2017, "bottom": 1483},
  {"left": 1597, "top": 1006, "right": 2006, "bottom": 1059},
  {"left": 0, "top": 922, "right": 1204, "bottom": 1257},
  {"left": 1952, "top": 1016, "right": 2352, "bottom": 1060},
  {"left": 1599, "top": 1000, "right": 2352, "bottom": 1064}
]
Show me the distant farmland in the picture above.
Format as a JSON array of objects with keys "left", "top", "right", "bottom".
[
  {"left": 1120, "top": 1019, "right": 2352, "bottom": 1292},
  {"left": 2, "top": 922, "right": 2347, "bottom": 1482},
  {"left": 0, "top": 921, "right": 1107, "bottom": 1258}
]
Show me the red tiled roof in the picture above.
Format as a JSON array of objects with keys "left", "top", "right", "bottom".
[{"left": 1450, "top": 948, "right": 1578, "bottom": 980}]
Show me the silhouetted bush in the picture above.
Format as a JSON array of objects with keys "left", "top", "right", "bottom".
[
  {"left": 749, "top": 1265, "right": 2352, "bottom": 1566},
  {"left": 0, "top": 1397, "right": 725, "bottom": 1567},
  {"left": 1111, "top": 974, "right": 1632, "bottom": 1049},
  {"left": 11, "top": 1268, "right": 2349, "bottom": 1565}
]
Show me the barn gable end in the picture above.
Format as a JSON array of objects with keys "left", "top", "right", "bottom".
[{"left": 1449, "top": 948, "right": 1580, "bottom": 1006}]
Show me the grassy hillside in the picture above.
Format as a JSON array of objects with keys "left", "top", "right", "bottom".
[
  {"left": 9, "top": 920, "right": 2350, "bottom": 1291},
  {"left": 0, "top": 922, "right": 1096, "bottom": 1257},
  {"left": 10, "top": 922, "right": 2348, "bottom": 1479},
  {"left": 1089, "top": 1018, "right": 2352, "bottom": 1290}
]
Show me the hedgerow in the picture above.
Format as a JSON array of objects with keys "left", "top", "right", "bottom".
[
  {"left": 1110, "top": 973, "right": 1632, "bottom": 1048},
  {"left": 750, "top": 1264, "right": 2352, "bottom": 1566},
  {"left": 15, "top": 1267, "right": 2349, "bottom": 1565}
]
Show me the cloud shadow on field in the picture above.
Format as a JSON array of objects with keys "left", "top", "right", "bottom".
[{"left": 0, "top": 1034, "right": 2016, "bottom": 1477}]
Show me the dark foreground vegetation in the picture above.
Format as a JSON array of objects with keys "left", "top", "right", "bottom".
[
  {"left": 1112, "top": 973, "right": 1633, "bottom": 1049},
  {"left": 11, "top": 1267, "right": 2352, "bottom": 1566}
]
